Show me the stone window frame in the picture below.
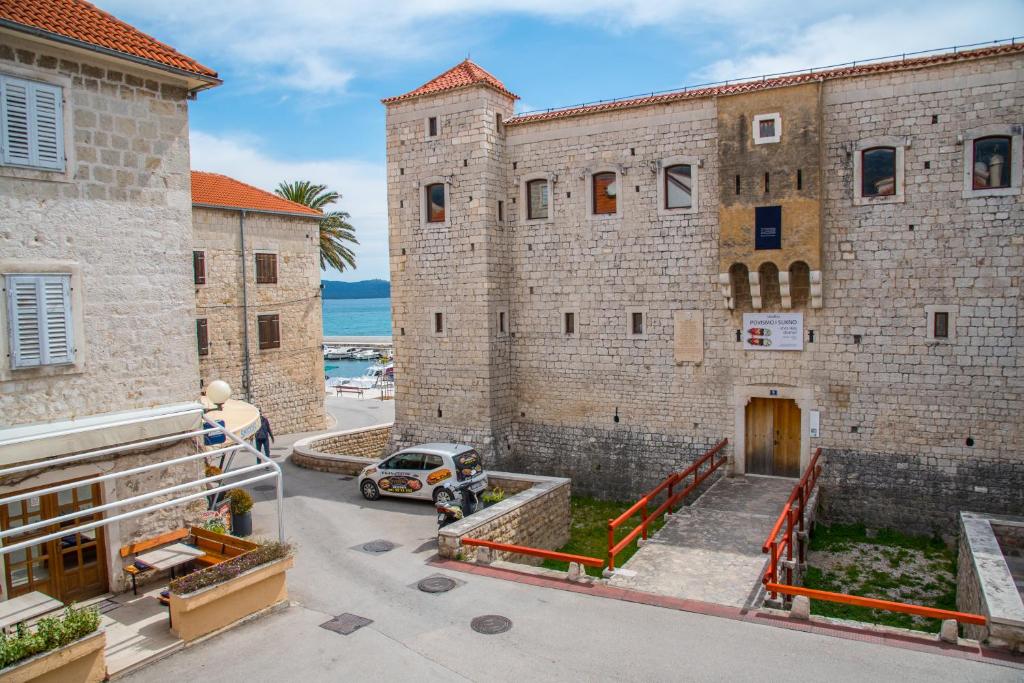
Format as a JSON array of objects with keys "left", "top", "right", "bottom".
[
  {"left": 560, "top": 309, "right": 578, "bottom": 337},
  {"left": 519, "top": 172, "right": 555, "bottom": 225},
  {"left": 585, "top": 166, "right": 624, "bottom": 220},
  {"left": 0, "top": 65, "right": 75, "bottom": 185},
  {"left": 419, "top": 176, "right": 451, "bottom": 228},
  {"left": 752, "top": 113, "right": 782, "bottom": 145},
  {"left": 657, "top": 155, "right": 700, "bottom": 217},
  {"left": 625, "top": 307, "right": 648, "bottom": 340},
  {"left": 431, "top": 309, "right": 447, "bottom": 337},
  {"left": 424, "top": 115, "right": 440, "bottom": 141},
  {"left": 852, "top": 136, "right": 908, "bottom": 206},
  {"left": 925, "top": 305, "right": 957, "bottom": 343},
  {"left": 961, "top": 124, "right": 1022, "bottom": 199},
  {"left": 496, "top": 308, "right": 509, "bottom": 337}
]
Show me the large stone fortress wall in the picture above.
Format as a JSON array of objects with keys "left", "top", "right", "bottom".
[{"left": 386, "top": 47, "right": 1024, "bottom": 532}]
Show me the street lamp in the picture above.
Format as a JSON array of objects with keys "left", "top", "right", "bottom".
[{"left": 206, "top": 380, "right": 231, "bottom": 411}]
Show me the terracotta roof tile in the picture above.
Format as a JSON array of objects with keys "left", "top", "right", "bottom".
[
  {"left": 0, "top": 0, "right": 218, "bottom": 80},
  {"left": 382, "top": 58, "right": 517, "bottom": 104},
  {"left": 507, "top": 42, "right": 1024, "bottom": 126},
  {"left": 191, "top": 171, "right": 321, "bottom": 217}
]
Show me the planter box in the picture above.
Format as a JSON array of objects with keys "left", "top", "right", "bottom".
[
  {"left": 170, "top": 556, "right": 293, "bottom": 642},
  {"left": 2, "top": 630, "right": 105, "bottom": 683}
]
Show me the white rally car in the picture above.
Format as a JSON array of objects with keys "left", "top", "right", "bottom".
[{"left": 358, "top": 443, "right": 487, "bottom": 504}]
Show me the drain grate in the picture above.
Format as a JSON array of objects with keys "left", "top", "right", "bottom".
[
  {"left": 361, "top": 540, "right": 395, "bottom": 553},
  {"left": 320, "top": 613, "right": 373, "bottom": 636},
  {"left": 417, "top": 576, "right": 457, "bottom": 593},
  {"left": 471, "top": 615, "right": 512, "bottom": 635}
]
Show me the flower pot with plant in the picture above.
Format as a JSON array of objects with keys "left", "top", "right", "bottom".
[{"left": 227, "top": 488, "right": 254, "bottom": 536}]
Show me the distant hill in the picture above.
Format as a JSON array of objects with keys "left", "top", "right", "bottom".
[{"left": 322, "top": 279, "right": 390, "bottom": 299}]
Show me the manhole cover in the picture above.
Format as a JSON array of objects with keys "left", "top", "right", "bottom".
[
  {"left": 471, "top": 615, "right": 512, "bottom": 635},
  {"left": 320, "top": 613, "right": 373, "bottom": 635},
  {"left": 254, "top": 485, "right": 275, "bottom": 492},
  {"left": 362, "top": 540, "right": 395, "bottom": 553},
  {"left": 418, "top": 576, "right": 457, "bottom": 593},
  {"left": 338, "top": 476, "right": 353, "bottom": 481}
]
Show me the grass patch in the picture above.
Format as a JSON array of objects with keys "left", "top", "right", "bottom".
[
  {"left": 804, "top": 523, "right": 957, "bottom": 633},
  {"left": 541, "top": 496, "right": 666, "bottom": 577}
]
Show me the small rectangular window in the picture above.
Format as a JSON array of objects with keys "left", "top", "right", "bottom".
[
  {"left": 735, "top": 175, "right": 741, "bottom": 195},
  {"left": 497, "top": 200, "right": 504, "bottom": 222},
  {"left": 527, "top": 179, "right": 549, "bottom": 220},
  {"left": 5, "top": 273, "right": 74, "bottom": 368},
  {"left": 255, "top": 252, "right": 278, "bottom": 284},
  {"left": 0, "top": 75, "right": 65, "bottom": 171},
  {"left": 498, "top": 311, "right": 506, "bottom": 334},
  {"left": 193, "top": 250, "right": 206, "bottom": 285},
  {"left": 764, "top": 172, "right": 770, "bottom": 194},
  {"left": 631, "top": 311, "right": 644, "bottom": 335},
  {"left": 592, "top": 172, "right": 617, "bottom": 215},
  {"left": 196, "top": 318, "right": 209, "bottom": 356},
  {"left": 973, "top": 136, "right": 1011, "bottom": 189},
  {"left": 428, "top": 116, "right": 438, "bottom": 137},
  {"left": 759, "top": 118, "right": 775, "bottom": 139},
  {"left": 496, "top": 113, "right": 503, "bottom": 131},
  {"left": 796, "top": 169, "right": 803, "bottom": 191},
  {"left": 933, "top": 311, "right": 949, "bottom": 339},
  {"left": 257, "top": 314, "right": 280, "bottom": 349},
  {"left": 426, "top": 183, "right": 445, "bottom": 223},
  {"left": 564, "top": 312, "right": 575, "bottom": 335},
  {"left": 664, "top": 164, "right": 692, "bottom": 209},
  {"left": 434, "top": 312, "right": 444, "bottom": 334},
  {"left": 861, "top": 147, "right": 896, "bottom": 197}
]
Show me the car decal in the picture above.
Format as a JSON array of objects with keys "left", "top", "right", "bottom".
[
  {"left": 427, "top": 468, "right": 452, "bottom": 485},
  {"left": 377, "top": 476, "right": 422, "bottom": 494}
]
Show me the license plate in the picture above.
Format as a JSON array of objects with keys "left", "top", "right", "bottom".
[{"left": 470, "top": 481, "right": 486, "bottom": 493}]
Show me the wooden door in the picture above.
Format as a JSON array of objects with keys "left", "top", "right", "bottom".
[{"left": 745, "top": 398, "right": 801, "bottom": 477}]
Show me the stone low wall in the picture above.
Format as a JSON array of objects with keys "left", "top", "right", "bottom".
[
  {"left": 957, "top": 511, "right": 1024, "bottom": 653},
  {"left": 291, "top": 424, "right": 392, "bottom": 475},
  {"left": 438, "top": 472, "right": 571, "bottom": 566}
]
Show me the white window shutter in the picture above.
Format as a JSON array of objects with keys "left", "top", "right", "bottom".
[
  {"left": 1, "top": 78, "right": 32, "bottom": 166},
  {"left": 1, "top": 76, "right": 64, "bottom": 171},
  {"left": 6, "top": 274, "right": 74, "bottom": 369},
  {"left": 30, "top": 82, "right": 64, "bottom": 170}
]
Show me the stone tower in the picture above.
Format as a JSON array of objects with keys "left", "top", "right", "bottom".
[{"left": 383, "top": 60, "right": 517, "bottom": 463}]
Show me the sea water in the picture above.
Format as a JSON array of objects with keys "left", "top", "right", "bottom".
[{"left": 322, "top": 297, "right": 392, "bottom": 380}]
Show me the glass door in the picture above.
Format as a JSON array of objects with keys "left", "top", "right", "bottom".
[{"left": 1, "top": 496, "right": 55, "bottom": 599}]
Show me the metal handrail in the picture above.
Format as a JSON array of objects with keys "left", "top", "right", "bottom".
[
  {"left": 766, "top": 583, "right": 986, "bottom": 626},
  {"left": 762, "top": 448, "right": 822, "bottom": 596}
]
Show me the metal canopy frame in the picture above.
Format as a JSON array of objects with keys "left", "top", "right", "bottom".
[{"left": 0, "top": 412, "right": 284, "bottom": 557}]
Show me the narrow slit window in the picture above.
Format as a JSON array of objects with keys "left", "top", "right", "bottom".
[
  {"left": 527, "top": 179, "right": 549, "bottom": 220},
  {"left": 498, "top": 311, "right": 506, "bottom": 334},
  {"left": 972, "top": 136, "right": 1011, "bottom": 189},
  {"left": 764, "top": 172, "right": 770, "bottom": 194},
  {"left": 426, "top": 183, "right": 445, "bottom": 223},
  {"left": 434, "top": 312, "right": 444, "bottom": 334},
  {"left": 497, "top": 200, "right": 504, "bottom": 222},
  {"left": 933, "top": 311, "right": 949, "bottom": 339},
  {"left": 592, "top": 172, "right": 617, "bottom": 215},
  {"left": 796, "top": 169, "right": 803, "bottom": 191},
  {"left": 428, "top": 116, "right": 438, "bottom": 137},
  {"left": 861, "top": 147, "right": 896, "bottom": 197},
  {"left": 631, "top": 311, "right": 644, "bottom": 336},
  {"left": 564, "top": 312, "right": 575, "bottom": 335},
  {"left": 664, "top": 164, "right": 693, "bottom": 209},
  {"left": 735, "top": 175, "right": 741, "bottom": 195}
]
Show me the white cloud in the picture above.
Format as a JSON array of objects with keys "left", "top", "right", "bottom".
[{"left": 190, "top": 131, "right": 389, "bottom": 281}]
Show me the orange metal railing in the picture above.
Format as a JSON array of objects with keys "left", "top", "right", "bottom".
[
  {"left": 460, "top": 537, "right": 605, "bottom": 567},
  {"left": 765, "top": 584, "right": 986, "bottom": 626},
  {"left": 606, "top": 439, "right": 729, "bottom": 572},
  {"left": 762, "top": 447, "right": 822, "bottom": 597}
]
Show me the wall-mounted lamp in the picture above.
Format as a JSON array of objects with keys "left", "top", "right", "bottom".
[
  {"left": 613, "top": 407, "right": 620, "bottom": 423},
  {"left": 551, "top": 173, "right": 560, "bottom": 184}
]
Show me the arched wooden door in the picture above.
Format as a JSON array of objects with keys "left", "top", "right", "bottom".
[{"left": 745, "top": 398, "right": 801, "bottom": 477}]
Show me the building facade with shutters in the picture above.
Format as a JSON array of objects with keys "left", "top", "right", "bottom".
[
  {"left": 191, "top": 171, "right": 326, "bottom": 435},
  {"left": 0, "top": 1, "right": 223, "bottom": 601},
  {"left": 384, "top": 46, "right": 1024, "bottom": 533}
]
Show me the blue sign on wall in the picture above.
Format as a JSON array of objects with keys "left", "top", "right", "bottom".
[{"left": 755, "top": 205, "right": 782, "bottom": 250}]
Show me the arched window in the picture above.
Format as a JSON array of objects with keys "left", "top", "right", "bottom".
[
  {"left": 758, "top": 262, "right": 781, "bottom": 310},
  {"left": 973, "top": 136, "right": 1011, "bottom": 189},
  {"left": 729, "top": 263, "right": 751, "bottom": 310},
  {"left": 861, "top": 147, "right": 896, "bottom": 197},
  {"left": 789, "top": 261, "right": 810, "bottom": 308}
]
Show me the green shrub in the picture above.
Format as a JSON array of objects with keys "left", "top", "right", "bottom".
[
  {"left": 227, "top": 488, "right": 254, "bottom": 515},
  {"left": 203, "top": 517, "right": 228, "bottom": 534},
  {"left": 169, "top": 540, "right": 292, "bottom": 596},
  {"left": 481, "top": 486, "right": 505, "bottom": 506},
  {"left": 0, "top": 605, "right": 100, "bottom": 669}
]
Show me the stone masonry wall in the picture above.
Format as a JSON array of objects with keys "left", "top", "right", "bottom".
[
  {"left": 193, "top": 207, "right": 325, "bottom": 435},
  {"left": 386, "top": 49, "right": 1023, "bottom": 532},
  {"left": 308, "top": 424, "right": 391, "bottom": 458},
  {"left": 0, "top": 33, "right": 199, "bottom": 425}
]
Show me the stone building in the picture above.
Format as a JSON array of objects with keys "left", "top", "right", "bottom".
[
  {"left": 384, "top": 46, "right": 1024, "bottom": 532},
  {"left": 192, "top": 171, "right": 326, "bottom": 435},
  {"left": 0, "top": 0, "right": 221, "bottom": 600}
]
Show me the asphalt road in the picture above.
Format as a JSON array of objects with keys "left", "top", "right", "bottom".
[{"left": 124, "top": 455, "right": 1023, "bottom": 682}]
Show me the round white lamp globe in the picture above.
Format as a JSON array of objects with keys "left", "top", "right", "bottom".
[{"left": 206, "top": 380, "right": 232, "bottom": 407}]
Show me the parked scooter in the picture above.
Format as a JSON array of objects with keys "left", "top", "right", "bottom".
[{"left": 436, "top": 481, "right": 482, "bottom": 529}]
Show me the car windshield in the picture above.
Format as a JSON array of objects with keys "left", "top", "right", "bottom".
[{"left": 455, "top": 450, "right": 482, "bottom": 481}]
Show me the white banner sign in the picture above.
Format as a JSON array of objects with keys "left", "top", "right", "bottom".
[{"left": 743, "top": 312, "right": 803, "bottom": 351}]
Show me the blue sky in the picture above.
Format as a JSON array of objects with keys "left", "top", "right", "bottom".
[{"left": 103, "top": 1, "right": 1023, "bottom": 281}]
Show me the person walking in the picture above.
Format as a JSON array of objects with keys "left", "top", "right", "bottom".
[{"left": 255, "top": 413, "right": 274, "bottom": 458}]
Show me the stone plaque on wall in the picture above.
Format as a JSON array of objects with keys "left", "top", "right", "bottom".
[{"left": 674, "top": 311, "right": 704, "bottom": 364}]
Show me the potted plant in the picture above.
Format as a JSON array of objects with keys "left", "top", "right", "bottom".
[{"left": 227, "top": 488, "right": 254, "bottom": 536}]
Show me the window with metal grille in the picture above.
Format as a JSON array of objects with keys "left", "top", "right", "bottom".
[
  {"left": 5, "top": 273, "right": 74, "bottom": 368},
  {"left": 255, "top": 253, "right": 277, "bottom": 284},
  {"left": 196, "top": 318, "right": 209, "bottom": 356},
  {"left": 1, "top": 75, "right": 64, "bottom": 171},
  {"left": 258, "top": 314, "right": 280, "bottom": 349},
  {"left": 193, "top": 251, "right": 206, "bottom": 285}
]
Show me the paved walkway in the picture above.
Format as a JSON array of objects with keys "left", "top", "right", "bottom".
[{"left": 609, "top": 475, "right": 793, "bottom": 608}]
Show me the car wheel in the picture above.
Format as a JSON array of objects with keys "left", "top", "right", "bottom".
[
  {"left": 433, "top": 487, "right": 454, "bottom": 504},
  {"left": 361, "top": 480, "right": 380, "bottom": 501}
]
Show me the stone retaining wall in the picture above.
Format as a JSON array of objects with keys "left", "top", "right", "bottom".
[
  {"left": 437, "top": 472, "right": 571, "bottom": 565},
  {"left": 291, "top": 424, "right": 392, "bottom": 475},
  {"left": 957, "top": 511, "right": 1024, "bottom": 653}
]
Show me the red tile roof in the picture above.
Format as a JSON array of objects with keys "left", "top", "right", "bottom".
[
  {"left": 191, "top": 171, "right": 322, "bottom": 217},
  {"left": 382, "top": 59, "right": 517, "bottom": 104},
  {"left": 507, "top": 42, "right": 1024, "bottom": 126},
  {"left": 0, "top": 0, "right": 218, "bottom": 80}
]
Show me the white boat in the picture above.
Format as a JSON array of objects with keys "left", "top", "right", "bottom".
[
  {"left": 340, "top": 362, "right": 394, "bottom": 389},
  {"left": 351, "top": 349, "right": 379, "bottom": 360},
  {"left": 323, "top": 345, "right": 357, "bottom": 360}
]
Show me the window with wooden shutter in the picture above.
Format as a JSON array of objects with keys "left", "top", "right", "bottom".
[
  {"left": 258, "top": 314, "right": 280, "bottom": 349},
  {"left": 193, "top": 251, "right": 206, "bottom": 285},
  {"left": 196, "top": 318, "right": 209, "bottom": 356},
  {"left": 5, "top": 273, "right": 74, "bottom": 369},
  {"left": 1, "top": 76, "right": 65, "bottom": 171},
  {"left": 255, "top": 253, "right": 277, "bottom": 284}
]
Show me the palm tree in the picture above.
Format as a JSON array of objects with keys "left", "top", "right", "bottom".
[{"left": 275, "top": 180, "right": 358, "bottom": 273}]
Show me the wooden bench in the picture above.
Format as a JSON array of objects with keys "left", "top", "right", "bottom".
[
  {"left": 336, "top": 385, "right": 364, "bottom": 397},
  {"left": 119, "top": 528, "right": 189, "bottom": 595},
  {"left": 189, "top": 526, "right": 259, "bottom": 567}
]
